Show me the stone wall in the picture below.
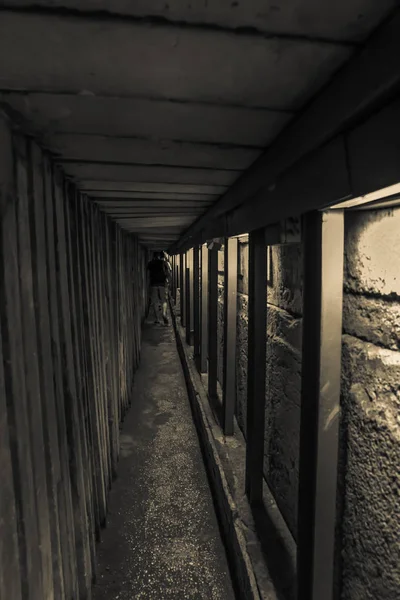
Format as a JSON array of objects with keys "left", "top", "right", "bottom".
[
  {"left": 221, "top": 212, "right": 400, "bottom": 596},
  {"left": 235, "top": 239, "right": 303, "bottom": 539},
  {"left": 217, "top": 246, "right": 225, "bottom": 386},
  {"left": 265, "top": 245, "right": 303, "bottom": 539},
  {"left": 338, "top": 208, "right": 400, "bottom": 600}
]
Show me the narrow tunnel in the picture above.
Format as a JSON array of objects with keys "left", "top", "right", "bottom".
[{"left": 0, "top": 3, "right": 400, "bottom": 600}]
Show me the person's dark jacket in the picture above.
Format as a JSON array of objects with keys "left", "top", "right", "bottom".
[{"left": 147, "top": 258, "right": 169, "bottom": 286}]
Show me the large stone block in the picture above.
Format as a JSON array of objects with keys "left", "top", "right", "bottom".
[
  {"left": 264, "top": 305, "right": 302, "bottom": 538},
  {"left": 267, "top": 303, "right": 302, "bottom": 352},
  {"left": 342, "top": 334, "right": 400, "bottom": 393},
  {"left": 339, "top": 335, "right": 400, "bottom": 600},
  {"left": 344, "top": 208, "right": 400, "bottom": 297},
  {"left": 218, "top": 246, "right": 224, "bottom": 272},
  {"left": 236, "top": 293, "right": 249, "bottom": 436},
  {"left": 343, "top": 293, "right": 400, "bottom": 351},
  {"left": 217, "top": 287, "right": 224, "bottom": 385},
  {"left": 267, "top": 245, "right": 303, "bottom": 316},
  {"left": 238, "top": 240, "right": 249, "bottom": 295},
  {"left": 236, "top": 294, "right": 302, "bottom": 538}
]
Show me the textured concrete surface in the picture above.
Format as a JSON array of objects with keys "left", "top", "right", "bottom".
[
  {"left": 92, "top": 321, "right": 236, "bottom": 600},
  {"left": 264, "top": 246, "right": 303, "bottom": 539},
  {"left": 340, "top": 336, "right": 400, "bottom": 600},
  {"left": 267, "top": 245, "right": 303, "bottom": 317},
  {"left": 236, "top": 293, "right": 249, "bottom": 437},
  {"left": 217, "top": 247, "right": 225, "bottom": 387},
  {"left": 264, "top": 302, "right": 302, "bottom": 539},
  {"left": 338, "top": 209, "right": 400, "bottom": 600},
  {"left": 234, "top": 242, "right": 303, "bottom": 538},
  {"left": 343, "top": 293, "right": 400, "bottom": 351},
  {"left": 213, "top": 211, "right": 400, "bottom": 598},
  {"left": 344, "top": 209, "right": 400, "bottom": 297}
]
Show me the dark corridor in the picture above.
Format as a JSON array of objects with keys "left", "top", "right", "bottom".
[{"left": 1, "top": 2, "right": 400, "bottom": 600}]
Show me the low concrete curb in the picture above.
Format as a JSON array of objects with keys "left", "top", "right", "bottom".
[{"left": 170, "top": 303, "right": 275, "bottom": 600}]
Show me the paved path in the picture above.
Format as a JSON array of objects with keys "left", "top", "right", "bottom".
[{"left": 92, "top": 321, "right": 236, "bottom": 599}]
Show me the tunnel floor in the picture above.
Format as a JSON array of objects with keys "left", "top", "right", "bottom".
[{"left": 92, "top": 318, "right": 236, "bottom": 599}]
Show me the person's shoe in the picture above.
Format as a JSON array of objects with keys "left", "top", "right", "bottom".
[
  {"left": 154, "top": 319, "right": 161, "bottom": 325},
  {"left": 163, "top": 315, "right": 169, "bottom": 325}
]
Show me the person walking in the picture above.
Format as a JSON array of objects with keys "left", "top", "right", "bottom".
[{"left": 147, "top": 251, "right": 170, "bottom": 325}]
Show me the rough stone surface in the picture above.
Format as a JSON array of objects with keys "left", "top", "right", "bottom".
[
  {"left": 344, "top": 209, "right": 400, "bottom": 297},
  {"left": 267, "top": 245, "right": 303, "bottom": 316},
  {"left": 343, "top": 293, "right": 400, "bottom": 350},
  {"left": 218, "top": 280, "right": 224, "bottom": 386},
  {"left": 235, "top": 243, "right": 303, "bottom": 537},
  {"left": 219, "top": 210, "right": 400, "bottom": 598},
  {"left": 217, "top": 246, "right": 225, "bottom": 386},
  {"left": 340, "top": 335, "right": 400, "bottom": 600},
  {"left": 92, "top": 321, "right": 236, "bottom": 600},
  {"left": 265, "top": 304, "right": 302, "bottom": 538},
  {"left": 236, "top": 293, "right": 249, "bottom": 437},
  {"left": 238, "top": 238, "right": 249, "bottom": 295},
  {"left": 338, "top": 207, "right": 400, "bottom": 600}
]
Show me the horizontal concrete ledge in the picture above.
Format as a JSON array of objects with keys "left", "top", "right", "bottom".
[{"left": 170, "top": 300, "right": 295, "bottom": 600}]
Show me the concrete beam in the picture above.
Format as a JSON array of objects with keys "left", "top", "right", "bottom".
[
  {"left": 88, "top": 192, "right": 217, "bottom": 200},
  {"left": 0, "top": 93, "right": 293, "bottom": 148},
  {"left": 0, "top": 12, "right": 350, "bottom": 109},
  {"left": 60, "top": 162, "right": 239, "bottom": 186},
  {"left": 113, "top": 216, "right": 193, "bottom": 227},
  {"left": 175, "top": 89, "right": 400, "bottom": 252},
  {"left": 96, "top": 204, "right": 207, "bottom": 212},
  {"left": 172, "top": 10, "right": 400, "bottom": 250},
  {"left": 92, "top": 201, "right": 214, "bottom": 209},
  {"left": 46, "top": 134, "right": 261, "bottom": 170},
  {"left": 137, "top": 234, "right": 179, "bottom": 240},
  {"left": 99, "top": 208, "right": 205, "bottom": 215},
  {"left": 79, "top": 182, "right": 228, "bottom": 194},
  {"left": 1, "top": 0, "right": 396, "bottom": 43},
  {"left": 346, "top": 97, "right": 400, "bottom": 197},
  {"left": 226, "top": 137, "right": 351, "bottom": 236}
]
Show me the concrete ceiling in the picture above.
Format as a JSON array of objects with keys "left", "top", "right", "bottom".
[{"left": 0, "top": 1, "right": 397, "bottom": 248}]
